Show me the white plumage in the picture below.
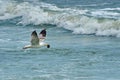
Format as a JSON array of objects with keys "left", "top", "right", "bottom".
[{"left": 23, "top": 29, "right": 50, "bottom": 49}]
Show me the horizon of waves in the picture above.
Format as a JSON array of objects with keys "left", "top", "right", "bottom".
[{"left": 0, "top": 0, "right": 120, "bottom": 37}]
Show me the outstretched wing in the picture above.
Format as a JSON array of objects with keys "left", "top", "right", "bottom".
[
  {"left": 39, "top": 29, "right": 46, "bottom": 41},
  {"left": 31, "top": 30, "right": 39, "bottom": 45}
]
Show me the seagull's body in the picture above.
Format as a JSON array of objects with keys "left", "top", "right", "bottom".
[{"left": 23, "top": 29, "right": 50, "bottom": 49}]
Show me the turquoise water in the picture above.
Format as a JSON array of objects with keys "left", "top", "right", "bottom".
[{"left": 0, "top": 0, "right": 120, "bottom": 80}]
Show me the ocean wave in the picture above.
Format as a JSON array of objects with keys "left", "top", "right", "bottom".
[
  {"left": 100, "top": 8, "right": 120, "bottom": 11},
  {"left": 77, "top": 3, "right": 110, "bottom": 7},
  {"left": 0, "top": 0, "right": 120, "bottom": 37}
]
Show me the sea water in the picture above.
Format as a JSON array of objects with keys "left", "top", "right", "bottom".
[{"left": 0, "top": 0, "right": 120, "bottom": 80}]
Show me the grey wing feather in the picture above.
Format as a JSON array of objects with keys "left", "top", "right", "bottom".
[{"left": 31, "top": 30, "right": 39, "bottom": 45}]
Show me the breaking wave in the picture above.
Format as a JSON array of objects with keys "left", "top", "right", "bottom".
[{"left": 0, "top": 0, "right": 120, "bottom": 37}]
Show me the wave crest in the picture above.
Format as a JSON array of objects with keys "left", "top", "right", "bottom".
[{"left": 0, "top": 1, "right": 120, "bottom": 37}]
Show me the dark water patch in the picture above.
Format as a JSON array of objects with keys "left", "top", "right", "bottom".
[
  {"left": 0, "top": 16, "right": 22, "bottom": 26},
  {"left": 21, "top": 23, "right": 57, "bottom": 30}
]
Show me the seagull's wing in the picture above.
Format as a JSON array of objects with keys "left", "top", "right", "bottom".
[
  {"left": 31, "top": 30, "right": 39, "bottom": 45},
  {"left": 39, "top": 29, "right": 46, "bottom": 41}
]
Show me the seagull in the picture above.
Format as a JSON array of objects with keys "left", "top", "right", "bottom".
[{"left": 23, "top": 29, "right": 50, "bottom": 49}]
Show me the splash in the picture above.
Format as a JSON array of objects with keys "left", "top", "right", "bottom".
[{"left": 0, "top": 0, "right": 120, "bottom": 37}]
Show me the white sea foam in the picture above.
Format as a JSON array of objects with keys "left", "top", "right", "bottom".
[
  {"left": 100, "top": 8, "right": 120, "bottom": 11},
  {"left": 90, "top": 10, "right": 120, "bottom": 19},
  {"left": 77, "top": 3, "right": 110, "bottom": 7},
  {"left": 0, "top": 0, "right": 120, "bottom": 37}
]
